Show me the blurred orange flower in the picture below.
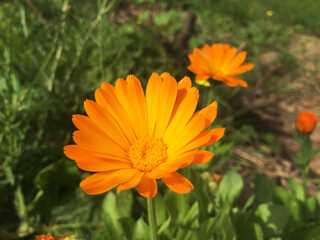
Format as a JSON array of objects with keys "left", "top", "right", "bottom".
[
  {"left": 36, "top": 233, "right": 71, "bottom": 240},
  {"left": 188, "top": 43, "right": 254, "bottom": 87},
  {"left": 296, "top": 110, "right": 318, "bottom": 133},
  {"left": 64, "top": 73, "right": 224, "bottom": 198}
]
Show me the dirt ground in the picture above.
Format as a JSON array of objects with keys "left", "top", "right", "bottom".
[{"left": 234, "top": 34, "right": 320, "bottom": 199}]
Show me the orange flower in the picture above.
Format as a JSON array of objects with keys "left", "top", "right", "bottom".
[
  {"left": 188, "top": 43, "right": 254, "bottom": 87},
  {"left": 296, "top": 110, "right": 318, "bottom": 133},
  {"left": 64, "top": 73, "right": 224, "bottom": 198},
  {"left": 35, "top": 233, "right": 71, "bottom": 240}
]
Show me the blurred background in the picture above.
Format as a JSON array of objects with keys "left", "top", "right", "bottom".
[{"left": 1, "top": 0, "right": 320, "bottom": 239}]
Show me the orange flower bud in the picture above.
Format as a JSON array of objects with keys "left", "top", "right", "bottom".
[
  {"left": 296, "top": 110, "right": 318, "bottom": 133},
  {"left": 212, "top": 174, "right": 222, "bottom": 185}
]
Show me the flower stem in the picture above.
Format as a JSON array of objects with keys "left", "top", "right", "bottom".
[
  {"left": 301, "top": 167, "right": 308, "bottom": 199},
  {"left": 147, "top": 198, "right": 158, "bottom": 240}
]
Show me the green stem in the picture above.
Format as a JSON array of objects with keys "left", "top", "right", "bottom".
[
  {"left": 301, "top": 167, "right": 308, "bottom": 199},
  {"left": 147, "top": 198, "right": 158, "bottom": 240}
]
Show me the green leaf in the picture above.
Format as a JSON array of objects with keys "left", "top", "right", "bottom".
[
  {"left": 102, "top": 192, "right": 123, "bottom": 238},
  {"left": 14, "top": 185, "right": 27, "bottom": 220},
  {"left": 191, "top": 168, "right": 210, "bottom": 222},
  {"left": 117, "top": 190, "right": 133, "bottom": 218},
  {"left": 157, "top": 215, "right": 171, "bottom": 235},
  {"left": 243, "top": 195, "right": 255, "bottom": 211},
  {"left": 197, "top": 217, "right": 215, "bottom": 240},
  {"left": 303, "top": 226, "right": 320, "bottom": 240},
  {"left": 4, "top": 166, "right": 15, "bottom": 186},
  {"left": 255, "top": 174, "right": 274, "bottom": 204},
  {"left": 155, "top": 194, "right": 166, "bottom": 226},
  {"left": 133, "top": 217, "right": 149, "bottom": 240},
  {"left": 165, "top": 191, "right": 190, "bottom": 223},
  {"left": 300, "top": 137, "right": 313, "bottom": 166},
  {"left": 305, "top": 197, "right": 317, "bottom": 221},
  {"left": 311, "top": 146, "right": 320, "bottom": 158},
  {"left": 288, "top": 177, "right": 305, "bottom": 202},
  {"left": 254, "top": 203, "right": 289, "bottom": 238},
  {"left": 119, "top": 217, "right": 135, "bottom": 240},
  {"left": 216, "top": 169, "right": 243, "bottom": 207},
  {"left": 33, "top": 160, "right": 81, "bottom": 220},
  {"left": 213, "top": 209, "right": 236, "bottom": 240}
]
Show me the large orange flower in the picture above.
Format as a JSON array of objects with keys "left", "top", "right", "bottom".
[
  {"left": 188, "top": 43, "right": 254, "bottom": 87},
  {"left": 64, "top": 73, "right": 224, "bottom": 198}
]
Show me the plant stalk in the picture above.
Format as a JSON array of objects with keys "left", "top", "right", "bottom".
[{"left": 147, "top": 197, "right": 158, "bottom": 240}]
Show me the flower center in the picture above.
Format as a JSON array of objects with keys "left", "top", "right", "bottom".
[{"left": 128, "top": 137, "right": 168, "bottom": 172}]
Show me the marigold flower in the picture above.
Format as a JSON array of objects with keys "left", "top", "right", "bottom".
[
  {"left": 296, "top": 110, "right": 318, "bottom": 133},
  {"left": 35, "top": 233, "right": 71, "bottom": 240},
  {"left": 188, "top": 43, "right": 254, "bottom": 87},
  {"left": 64, "top": 73, "right": 224, "bottom": 198}
]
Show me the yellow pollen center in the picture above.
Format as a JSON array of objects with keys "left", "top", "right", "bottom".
[{"left": 128, "top": 137, "right": 168, "bottom": 172}]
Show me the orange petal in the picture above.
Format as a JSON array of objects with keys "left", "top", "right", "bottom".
[
  {"left": 72, "top": 130, "right": 127, "bottom": 158},
  {"left": 153, "top": 73, "right": 177, "bottom": 138},
  {"left": 126, "top": 75, "right": 148, "bottom": 136},
  {"left": 117, "top": 171, "right": 144, "bottom": 193},
  {"left": 161, "top": 172, "right": 194, "bottom": 194},
  {"left": 224, "top": 76, "right": 248, "bottom": 87},
  {"left": 189, "top": 52, "right": 211, "bottom": 74},
  {"left": 191, "top": 150, "right": 214, "bottom": 164},
  {"left": 94, "top": 87, "right": 136, "bottom": 143},
  {"left": 115, "top": 78, "right": 142, "bottom": 138},
  {"left": 72, "top": 116, "right": 127, "bottom": 157},
  {"left": 64, "top": 145, "right": 131, "bottom": 172},
  {"left": 187, "top": 63, "right": 209, "bottom": 76},
  {"left": 226, "top": 51, "right": 247, "bottom": 73},
  {"left": 209, "top": 43, "right": 224, "bottom": 72},
  {"left": 84, "top": 100, "right": 130, "bottom": 149},
  {"left": 137, "top": 175, "right": 158, "bottom": 198},
  {"left": 163, "top": 89, "right": 198, "bottom": 143},
  {"left": 191, "top": 101, "right": 217, "bottom": 131},
  {"left": 173, "top": 128, "right": 225, "bottom": 157},
  {"left": 178, "top": 76, "right": 192, "bottom": 89},
  {"left": 146, "top": 73, "right": 162, "bottom": 136},
  {"left": 157, "top": 151, "right": 197, "bottom": 172},
  {"left": 100, "top": 81, "right": 117, "bottom": 98},
  {"left": 167, "top": 114, "right": 206, "bottom": 155},
  {"left": 64, "top": 145, "right": 128, "bottom": 162},
  {"left": 220, "top": 45, "right": 238, "bottom": 72},
  {"left": 195, "top": 74, "right": 210, "bottom": 80},
  {"left": 145, "top": 169, "right": 172, "bottom": 179},
  {"left": 228, "top": 62, "right": 254, "bottom": 76},
  {"left": 80, "top": 168, "right": 138, "bottom": 195}
]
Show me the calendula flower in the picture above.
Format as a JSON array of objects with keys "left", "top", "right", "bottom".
[
  {"left": 35, "top": 233, "right": 71, "bottom": 240},
  {"left": 64, "top": 73, "right": 224, "bottom": 198},
  {"left": 296, "top": 110, "right": 318, "bottom": 133},
  {"left": 188, "top": 43, "right": 254, "bottom": 87}
]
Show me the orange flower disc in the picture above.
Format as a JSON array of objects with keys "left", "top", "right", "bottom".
[
  {"left": 296, "top": 110, "right": 318, "bottom": 133},
  {"left": 64, "top": 73, "right": 225, "bottom": 198},
  {"left": 188, "top": 43, "right": 254, "bottom": 87}
]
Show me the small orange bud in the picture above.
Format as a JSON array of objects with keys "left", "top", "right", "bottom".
[
  {"left": 36, "top": 233, "right": 71, "bottom": 240},
  {"left": 212, "top": 174, "right": 222, "bottom": 185},
  {"left": 296, "top": 110, "right": 318, "bottom": 133}
]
